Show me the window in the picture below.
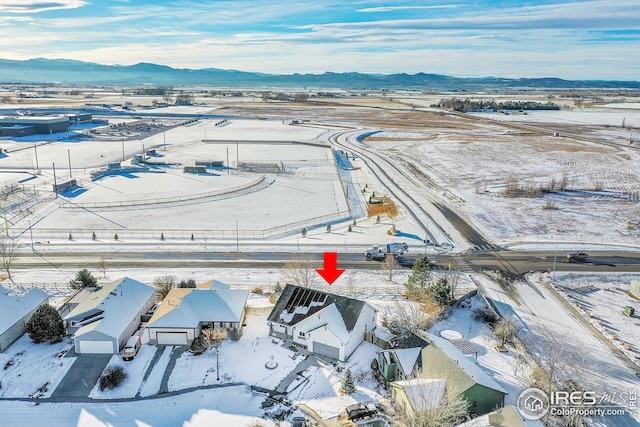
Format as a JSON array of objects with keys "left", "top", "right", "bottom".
[
  {"left": 472, "top": 400, "right": 478, "bottom": 408},
  {"left": 299, "top": 331, "right": 306, "bottom": 337}
]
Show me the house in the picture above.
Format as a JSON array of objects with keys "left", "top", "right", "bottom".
[
  {"left": 376, "top": 347, "right": 423, "bottom": 381},
  {"left": 146, "top": 279, "right": 249, "bottom": 345},
  {"left": 417, "top": 332, "right": 507, "bottom": 417},
  {"left": 64, "top": 277, "right": 155, "bottom": 354},
  {"left": 267, "top": 284, "right": 377, "bottom": 362},
  {"left": 0, "top": 288, "right": 49, "bottom": 352}
]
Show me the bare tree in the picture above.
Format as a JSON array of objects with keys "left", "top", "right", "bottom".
[
  {"left": 153, "top": 274, "right": 176, "bottom": 301},
  {"left": 494, "top": 318, "right": 517, "bottom": 349},
  {"left": 281, "top": 254, "right": 321, "bottom": 288},
  {"left": 98, "top": 254, "right": 108, "bottom": 279},
  {"left": 381, "top": 299, "right": 433, "bottom": 337},
  {"left": 390, "top": 376, "right": 468, "bottom": 427},
  {"left": 0, "top": 237, "right": 19, "bottom": 279},
  {"left": 381, "top": 254, "right": 400, "bottom": 281}
]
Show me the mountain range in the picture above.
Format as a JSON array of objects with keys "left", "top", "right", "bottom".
[{"left": 1, "top": 58, "right": 639, "bottom": 90}]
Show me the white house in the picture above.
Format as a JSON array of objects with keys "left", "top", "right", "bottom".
[
  {"left": 146, "top": 279, "right": 249, "bottom": 345},
  {"left": 0, "top": 288, "right": 49, "bottom": 352},
  {"left": 267, "top": 284, "right": 377, "bottom": 362},
  {"left": 64, "top": 277, "right": 155, "bottom": 354}
]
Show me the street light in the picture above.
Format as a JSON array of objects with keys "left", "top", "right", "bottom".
[
  {"left": 235, "top": 220, "right": 239, "bottom": 252},
  {"left": 216, "top": 347, "right": 220, "bottom": 381},
  {"left": 552, "top": 246, "right": 558, "bottom": 286}
]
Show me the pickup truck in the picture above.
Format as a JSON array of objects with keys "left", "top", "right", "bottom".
[
  {"left": 567, "top": 252, "right": 588, "bottom": 263},
  {"left": 364, "top": 242, "right": 408, "bottom": 261}
]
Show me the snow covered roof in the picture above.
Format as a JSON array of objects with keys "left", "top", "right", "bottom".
[
  {"left": 268, "top": 284, "right": 374, "bottom": 332},
  {"left": 392, "top": 378, "right": 447, "bottom": 412},
  {"left": 306, "top": 303, "right": 350, "bottom": 344},
  {"left": 68, "top": 277, "right": 154, "bottom": 339},
  {"left": 197, "top": 280, "right": 231, "bottom": 290},
  {"left": 457, "top": 405, "right": 545, "bottom": 427},
  {"left": 0, "top": 285, "right": 9, "bottom": 296},
  {"left": 393, "top": 347, "right": 422, "bottom": 376},
  {"left": 147, "top": 284, "right": 248, "bottom": 328},
  {"left": 0, "top": 288, "right": 49, "bottom": 334},
  {"left": 421, "top": 332, "right": 508, "bottom": 395}
]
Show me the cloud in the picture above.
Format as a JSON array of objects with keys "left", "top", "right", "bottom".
[
  {"left": 357, "top": 5, "right": 460, "bottom": 13},
  {"left": 0, "top": 1, "right": 87, "bottom": 13}
]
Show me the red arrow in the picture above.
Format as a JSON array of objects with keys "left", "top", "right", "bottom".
[{"left": 316, "top": 252, "right": 345, "bottom": 285}]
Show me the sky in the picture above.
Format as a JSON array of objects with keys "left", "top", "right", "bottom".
[{"left": 0, "top": 0, "right": 639, "bottom": 80}]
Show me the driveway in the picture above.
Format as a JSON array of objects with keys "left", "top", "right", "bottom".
[{"left": 52, "top": 353, "right": 112, "bottom": 398}]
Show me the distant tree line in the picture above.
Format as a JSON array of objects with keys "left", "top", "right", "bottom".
[
  {"left": 133, "top": 86, "right": 173, "bottom": 96},
  {"left": 435, "top": 98, "right": 560, "bottom": 112}
]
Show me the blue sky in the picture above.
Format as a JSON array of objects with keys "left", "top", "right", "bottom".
[{"left": 0, "top": 0, "right": 639, "bottom": 79}]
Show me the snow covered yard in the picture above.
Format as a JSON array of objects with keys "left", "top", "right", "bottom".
[
  {"left": 169, "top": 314, "right": 301, "bottom": 391},
  {"left": 430, "top": 294, "right": 534, "bottom": 407},
  {"left": 89, "top": 344, "right": 158, "bottom": 399},
  {"left": 0, "top": 335, "right": 75, "bottom": 398},
  {"left": 287, "top": 341, "right": 383, "bottom": 420},
  {"left": 0, "top": 386, "right": 280, "bottom": 427},
  {"left": 545, "top": 272, "right": 640, "bottom": 367}
]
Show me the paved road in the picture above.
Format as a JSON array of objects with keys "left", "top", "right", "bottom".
[
  {"left": 13, "top": 249, "right": 640, "bottom": 273},
  {"left": 51, "top": 353, "right": 112, "bottom": 398}
]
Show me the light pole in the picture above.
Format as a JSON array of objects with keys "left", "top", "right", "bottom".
[
  {"left": 552, "top": 246, "right": 558, "bottom": 286},
  {"left": 28, "top": 220, "right": 34, "bottom": 252},
  {"left": 216, "top": 347, "right": 220, "bottom": 381},
  {"left": 235, "top": 220, "right": 239, "bottom": 252}
]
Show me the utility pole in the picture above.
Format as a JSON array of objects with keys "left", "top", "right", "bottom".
[
  {"left": 121, "top": 138, "right": 125, "bottom": 161},
  {"left": 235, "top": 220, "right": 239, "bottom": 252},
  {"left": 67, "top": 149, "right": 72, "bottom": 178},
  {"left": 52, "top": 162, "right": 58, "bottom": 197},
  {"left": 236, "top": 141, "right": 239, "bottom": 169},
  {"left": 226, "top": 147, "right": 229, "bottom": 175},
  {"left": 34, "top": 143, "right": 39, "bottom": 171}
]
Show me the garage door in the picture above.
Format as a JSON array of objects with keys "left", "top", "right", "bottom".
[
  {"left": 157, "top": 332, "right": 188, "bottom": 345},
  {"left": 312, "top": 342, "right": 340, "bottom": 360},
  {"left": 79, "top": 340, "right": 114, "bottom": 354}
]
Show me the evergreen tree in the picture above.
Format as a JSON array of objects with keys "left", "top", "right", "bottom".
[
  {"left": 426, "top": 277, "right": 453, "bottom": 307},
  {"left": 341, "top": 367, "right": 356, "bottom": 395},
  {"left": 114, "top": 233, "right": 119, "bottom": 241},
  {"left": 26, "top": 304, "right": 65, "bottom": 343},
  {"left": 92, "top": 232, "right": 96, "bottom": 241},
  {"left": 326, "top": 224, "right": 331, "bottom": 233},
  {"left": 69, "top": 268, "right": 98, "bottom": 289},
  {"left": 301, "top": 228, "right": 307, "bottom": 238},
  {"left": 405, "top": 256, "right": 432, "bottom": 297}
]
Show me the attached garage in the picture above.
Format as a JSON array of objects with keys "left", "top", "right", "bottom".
[
  {"left": 157, "top": 332, "right": 188, "bottom": 345},
  {"left": 312, "top": 341, "right": 340, "bottom": 360},
  {"left": 79, "top": 340, "right": 114, "bottom": 354}
]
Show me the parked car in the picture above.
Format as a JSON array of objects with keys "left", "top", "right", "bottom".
[
  {"left": 122, "top": 335, "right": 141, "bottom": 361},
  {"left": 291, "top": 416, "right": 307, "bottom": 427},
  {"left": 567, "top": 252, "right": 589, "bottom": 263}
]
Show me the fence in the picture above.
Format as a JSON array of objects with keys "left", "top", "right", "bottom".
[
  {"left": 59, "top": 175, "right": 266, "bottom": 209},
  {"left": 24, "top": 209, "right": 353, "bottom": 241}
]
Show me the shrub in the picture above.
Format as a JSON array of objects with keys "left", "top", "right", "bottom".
[
  {"left": 250, "top": 287, "right": 263, "bottom": 295},
  {"left": 92, "top": 232, "right": 96, "bottom": 241},
  {"left": 160, "top": 233, "right": 165, "bottom": 241},
  {"left": 190, "top": 334, "right": 207, "bottom": 355},
  {"left": 114, "top": 233, "right": 119, "bottom": 241},
  {"left": 99, "top": 366, "right": 127, "bottom": 391},
  {"left": 473, "top": 308, "right": 499, "bottom": 325},
  {"left": 178, "top": 278, "right": 196, "bottom": 288}
]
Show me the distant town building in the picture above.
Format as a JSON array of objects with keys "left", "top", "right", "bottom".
[{"left": 0, "top": 116, "right": 71, "bottom": 136}]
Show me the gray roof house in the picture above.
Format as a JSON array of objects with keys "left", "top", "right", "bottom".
[
  {"left": 0, "top": 288, "right": 49, "bottom": 352},
  {"left": 146, "top": 279, "right": 249, "bottom": 345},
  {"left": 267, "top": 284, "right": 377, "bottom": 362},
  {"left": 64, "top": 277, "right": 155, "bottom": 354}
]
